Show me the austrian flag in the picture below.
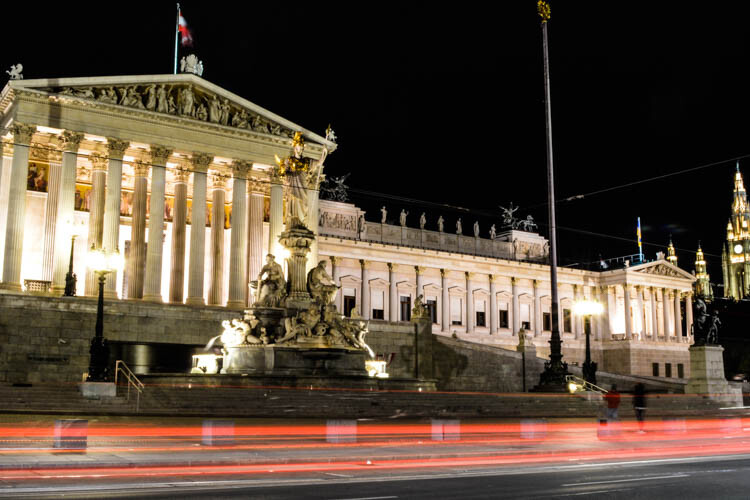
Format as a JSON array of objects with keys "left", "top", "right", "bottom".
[{"left": 178, "top": 11, "right": 193, "bottom": 47}]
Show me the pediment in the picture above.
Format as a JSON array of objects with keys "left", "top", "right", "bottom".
[
  {"left": 632, "top": 260, "right": 695, "bottom": 280},
  {"left": 4, "top": 74, "right": 334, "bottom": 150},
  {"left": 368, "top": 277, "right": 389, "bottom": 287}
]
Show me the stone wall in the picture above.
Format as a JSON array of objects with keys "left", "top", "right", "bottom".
[{"left": 0, "top": 293, "right": 236, "bottom": 383}]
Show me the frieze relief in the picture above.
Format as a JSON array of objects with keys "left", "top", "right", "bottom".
[
  {"left": 636, "top": 264, "right": 688, "bottom": 279},
  {"left": 319, "top": 211, "right": 358, "bottom": 233},
  {"left": 50, "top": 84, "right": 296, "bottom": 139}
]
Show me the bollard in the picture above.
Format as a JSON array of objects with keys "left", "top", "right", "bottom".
[
  {"left": 54, "top": 419, "right": 88, "bottom": 450},
  {"left": 520, "top": 418, "right": 547, "bottom": 440},
  {"left": 202, "top": 420, "right": 235, "bottom": 446},
  {"left": 326, "top": 420, "right": 357, "bottom": 443},
  {"left": 431, "top": 419, "right": 460, "bottom": 441}
]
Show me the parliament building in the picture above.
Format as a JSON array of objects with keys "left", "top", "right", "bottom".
[{"left": 0, "top": 68, "right": 698, "bottom": 382}]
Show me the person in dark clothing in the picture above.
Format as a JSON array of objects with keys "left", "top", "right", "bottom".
[{"left": 633, "top": 383, "right": 647, "bottom": 432}]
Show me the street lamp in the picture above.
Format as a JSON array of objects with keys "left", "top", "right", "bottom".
[
  {"left": 63, "top": 220, "right": 84, "bottom": 297},
  {"left": 85, "top": 247, "right": 123, "bottom": 382},
  {"left": 573, "top": 299, "right": 604, "bottom": 386}
]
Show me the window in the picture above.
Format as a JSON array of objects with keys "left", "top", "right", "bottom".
[
  {"left": 652, "top": 363, "right": 659, "bottom": 377},
  {"left": 344, "top": 295, "right": 356, "bottom": 317},
  {"left": 563, "top": 308, "right": 572, "bottom": 333},
  {"left": 520, "top": 303, "right": 531, "bottom": 331},
  {"left": 475, "top": 299, "right": 486, "bottom": 327},
  {"left": 372, "top": 290, "right": 384, "bottom": 320},
  {"left": 451, "top": 296, "right": 462, "bottom": 325},
  {"left": 426, "top": 299, "right": 438, "bottom": 324},
  {"left": 400, "top": 296, "right": 411, "bottom": 322},
  {"left": 498, "top": 302, "right": 509, "bottom": 328},
  {"left": 665, "top": 363, "right": 672, "bottom": 378},
  {"left": 543, "top": 312, "right": 551, "bottom": 331},
  {"left": 677, "top": 363, "right": 684, "bottom": 378}
]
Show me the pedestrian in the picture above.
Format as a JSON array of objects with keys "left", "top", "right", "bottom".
[
  {"left": 604, "top": 384, "right": 620, "bottom": 421},
  {"left": 633, "top": 383, "right": 647, "bottom": 433}
]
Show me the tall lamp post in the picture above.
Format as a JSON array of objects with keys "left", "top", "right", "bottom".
[
  {"left": 63, "top": 220, "right": 84, "bottom": 297},
  {"left": 86, "top": 247, "right": 122, "bottom": 382},
  {"left": 535, "top": 0, "right": 570, "bottom": 391},
  {"left": 573, "top": 299, "right": 604, "bottom": 386}
]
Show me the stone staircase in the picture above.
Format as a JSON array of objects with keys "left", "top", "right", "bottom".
[{"left": 0, "top": 382, "right": 741, "bottom": 419}]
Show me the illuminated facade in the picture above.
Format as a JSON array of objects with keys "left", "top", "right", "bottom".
[
  {"left": 0, "top": 71, "right": 697, "bottom": 378},
  {"left": 694, "top": 244, "right": 713, "bottom": 301},
  {"left": 722, "top": 164, "right": 750, "bottom": 299}
]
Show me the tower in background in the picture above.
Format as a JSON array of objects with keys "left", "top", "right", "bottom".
[
  {"left": 694, "top": 242, "right": 713, "bottom": 301},
  {"left": 722, "top": 163, "right": 750, "bottom": 299}
]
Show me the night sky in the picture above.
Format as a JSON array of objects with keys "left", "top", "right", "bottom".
[{"left": 3, "top": 2, "right": 750, "bottom": 285}]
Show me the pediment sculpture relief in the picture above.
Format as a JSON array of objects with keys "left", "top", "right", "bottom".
[
  {"left": 636, "top": 264, "right": 686, "bottom": 278},
  {"left": 50, "top": 84, "right": 295, "bottom": 138}
]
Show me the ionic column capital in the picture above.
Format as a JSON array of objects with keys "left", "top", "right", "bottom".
[
  {"left": 190, "top": 152, "right": 213, "bottom": 173},
  {"left": 149, "top": 145, "right": 173, "bottom": 165},
  {"left": 414, "top": 265, "right": 422, "bottom": 275},
  {"left": 440, "top": 268, "right": 445, "bottom": 278},
  {"left": 89, "top": 153, "right": 108, "bottom": 171},
  {"left": 133, "top": 160, "right": 150, "bottom": 178},
  {"left": 231, "top": 160, "right": 251, "bottom": 177},
  {"left": 359, "top": 259, "right": 369, "bottom": 270},
  {"left": 174, "top": 167, "right": 191, "bottom": 184},
  {"left": 388, "top": 262, "right": 395, "bottom": 272},
  {"left": 106, "top": 138, "right": 129, "bottom": 159},
  {"left": 10, "top": 122, "right": 36, "bottom": 145},
  {"left": 329, "top": 255, "right": 338, "bottom": 265},
  {"left": 209, "top": 172, "right": 229, "bottom": 191},
  {"left": 59, "top": 130, "right": 83, "bottom": 153},
  {"left": 511, "top": 276, "right": 518, "bottom": 285}
]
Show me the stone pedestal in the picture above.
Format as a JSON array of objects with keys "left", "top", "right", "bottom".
[
  {"left": 79, "top": 381, "right": 116, "bottom": 398},
  {"left": 279, "top": 225, "right": 314, "bottom": 310},
  {"left": 222, "top": 345, "right": 369, "bottom": 377},
  {"left": 685, "top": 345, "right": 742, "bottom": 406}
]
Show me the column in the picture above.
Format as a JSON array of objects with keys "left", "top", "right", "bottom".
[
  {"left": 85, "top": 154, "right": 109, "bottom": 296},
  {"left": 592, "top": 286, "right": 601, "bottom": 340},
  {"left": 489, "top": 275, "right": 497, "bottom": 334},
  {"left": 661, "top": 288, "right": 670, "bottom": 342},
  {"left": 1, "top": 123, "right": 36, "bottom": 291},
  {"left": 143, "top": 145, "right": 172, "bottom": 302},
  {"left": 635, "top": 285, "right": 645, "bottom": 340},
  {"left": 101, "top": 138, "right": 129, "bottom": 298},
  {"left": 306, "top": 174, "right": 322, "bottom": 272},
  {"left": 208, "top": 173, "right": 227, "bottom": 306},
  {"left": 330, "top": 256, "right": 341, "bottom": 311},
  {"left": 623, "top": 285, "right": 633, "bottom": 339},
  {"left": 389, "top": 263, "right": 398, "bottom": 322},
  {"left": 466, "top": 272, "right": 473, "bottom": 332},
  {"left": 685, "top": 292, "right": 694, "bottom": 339},
  {"left": 51, "top": 131, "right": 84, "bottom": 294},
  {"left": 674, "top": 290, "right": 682, "bottom": 339},
  {"left": 573, "top": 284, "right": 581, "bottom": 339},
  {"left": 127, "top": 160, "right": 149, "bottom": 299},
  {"left": 415, "top": 266, "right": 423, "bottom": 297},
  {"left": 169, "top": 167, "right": 190, "bottom": 303},
  {"left": 186, "top": 153, "right": 212, "bottom": 306},
  {"left": 267, "top": 169, "right": 283, "bottom": 259},
  {"left": 41, "top": 147, "right": 62, "bottom": 282},
  {"left": 650, "top": 287, "right": 658, "bottom": 342},
  {"left": 533, "top": 279, "right": 541, "bottom": 337},
  {"left": 441, "top": 268, "right": 449, "bottom": 331},
  {"left": 227, "top": 161, "right": 249, "bottom": 309},
  {"left": 246, "top": 178, "right": 264, "bottom": 306},
  {"left": 511, "top": 277, "right": 520, "bottom": 335},
  {"left": 600, "top": 286, "right": 612, "bottom": 340},
  {"left": 360, "top": 259, "right": 370, "bottom": 320}
]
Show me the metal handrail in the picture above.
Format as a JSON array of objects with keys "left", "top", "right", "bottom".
[
  {"left": 115, "top": 360, "right": 144, "bottom": 412},
  {"left": 565, "top": 374, "right": 609, "bottom": 394}
]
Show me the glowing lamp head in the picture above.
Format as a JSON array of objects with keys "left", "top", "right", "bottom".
[
  {"left": 568, "top": 382, "right": 578, "bottom": 394},
  {"left": 87, "top": 248, "right": 123, "bottom": 274}
]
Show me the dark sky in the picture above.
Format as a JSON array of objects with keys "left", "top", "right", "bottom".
[{"left": 3, "top": 2, "right": 750, "bottom": 284}]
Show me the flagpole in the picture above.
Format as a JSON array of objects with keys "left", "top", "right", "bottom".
[{"left": 174, "top": 3, "right": 180, "bottom": 74}]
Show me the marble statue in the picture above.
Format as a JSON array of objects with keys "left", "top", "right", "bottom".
[
  {"left": 251, "top": 114, "right": 265, "bottom": 132},
  {"left": 358, "top": 214, "right": 367, "bottom": 237},
  {"left": 490, "top": 224, "right": 497, "bottom": 240},
  {"left": 437, "top": 216, "right": 444, "bottom": 232},
  {"left": 381, "top": 206, "right": 387, "bottom": 224},
  {"left": 706, "top": 310, "right": 721, "bottom": 345},
  {"left": 220, "top": 98, "right": 230, "bottom": 125},
  {"left": 519, "top": 215, "right": 537, "bottom": 232},
  {"left": 254, "top": 254, "right": 286, "bottom": 307},
  {"left": 97, "top": 87, "right": 118, "bottom": 104},
  {"left": 5, "top": 64, "right": 23, "bottom": 80},
  {"left": 411, "top": 294, "right": 428, "bottom": 321},
  {"left": 144, "top": 84, "right": 157, "bottom": 111},
  {"left": 400, "top": 209, "right": 408, "bottom": 227},
  {"left": 180, "top": 54, "right": 204, "bottom": 76},
  {"left": 325, "top": 124, "right": 337, "bottom": 143},
  {"left": 168, "top": 95, "right": 177, "bottom": 114},
  {"left": 307, "top": 260, "right": 339, "bottom": 305},
  {"left": 473, "top": 221, "right": 480, "bottom": 238},
  {"left": 208, "top": 95, "right": 221, "bottom": 123},
  {"left": 499, "top": 202, "right": 519, "bottom": 228},
  {"left": 419, "top": 213, "right": 426, "bottom": 229},
  {"left": 456, "top": 218, "right": 463, "bottom": 235},
  {"left": 178, "top": 85, "right": 195, "bottom": 117},
  {"left": 156, "top": 85, "right": 169, "bottom": 113},
  {"left": 196, "top": 103, "right": 208, "bottom": 121},
  {"left": 232, "top": 109, "right": 249, "bottom": 128}
]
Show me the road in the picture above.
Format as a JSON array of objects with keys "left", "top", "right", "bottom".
[{"left": 2, "top": 454, "right": 750, "bottom": 499}]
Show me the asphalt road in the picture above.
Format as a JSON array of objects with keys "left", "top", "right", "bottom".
[{"left": 3, "top": 454, "right": 750, "bottom": 499}]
